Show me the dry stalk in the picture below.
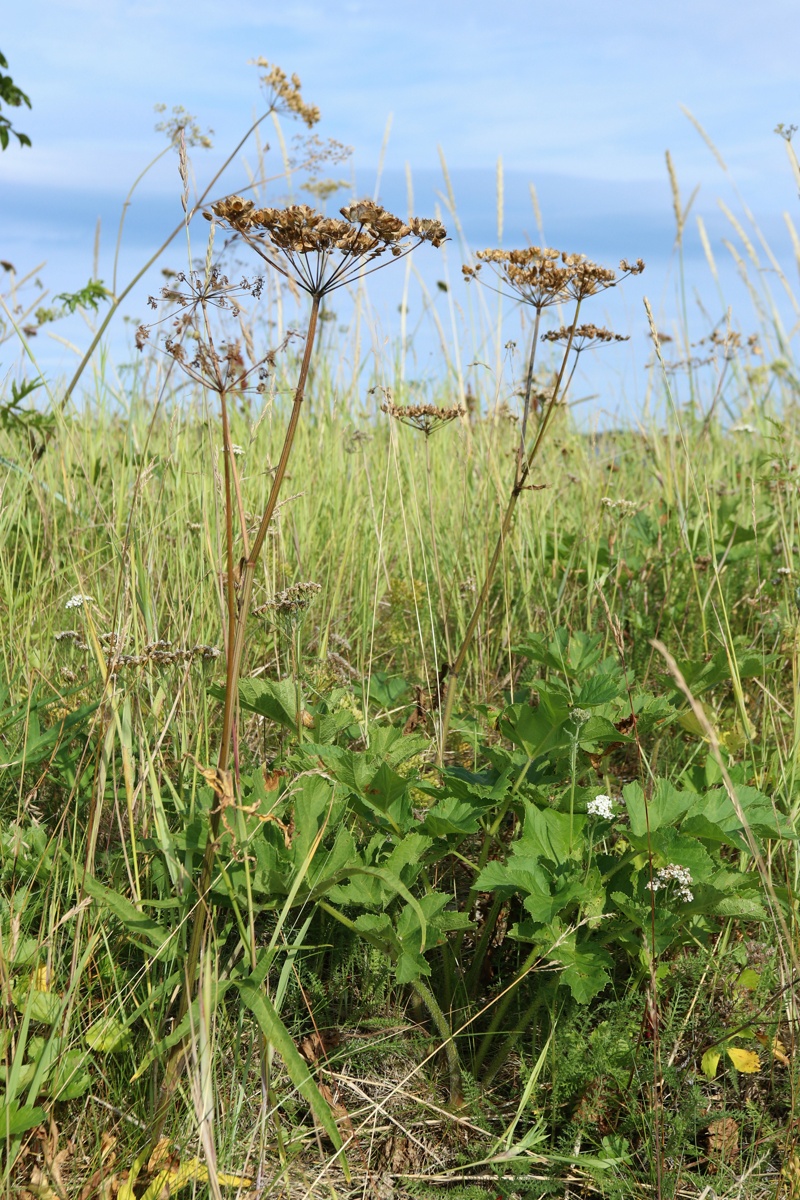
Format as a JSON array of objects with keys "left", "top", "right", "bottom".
[{"left": 438, "top": 251, "right": 644, "bottom": 759}]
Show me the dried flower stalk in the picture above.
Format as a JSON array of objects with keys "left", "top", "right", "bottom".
[{"left": 439, "top": 252, "right": 644, "bottom": 759}]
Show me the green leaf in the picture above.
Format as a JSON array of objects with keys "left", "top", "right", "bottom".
[
  {"left": 518, "top": 802, "right": 584, "bottom": 864},
  {"left": 578, "top": 714, "right": 630, "bottom": 748},
  {"left": 420, "top": 796, "right": 483, "bottom": 836},
  {"left": 736, "top": 968, "right": 761, "bottom": 991},
  {"left": 623, "top": 779, "right": 698, "bottom": 836},
  {"left": 48, "top": 1049, "right": 92, "bottom": 1100},
  {"left": 81, "top": 874, "right": 169, "bottom": 953},
  {"left": 84, "top": 1016, "right": 132, "bottom": 1054},
  {"left": 628, "top": 826, "right": 716, "bottom": 884},
  {"left": 549, "top": 940, "right": 613, "bottom": 1003},
  {"left": 575, "top": 671, "right": 625, "bottom": 707},
  {"left": 500, "top": 693, "right": 571, "bottom": 760},
  {"left": 0, "top": 1101, "right": 45, "bottom": 1136},
  {"left": 236, "top": 981, "right": 346, "bottom": 1161},
  {"left": 236, "top": 677, "right": 299, "bottom": 732},
  {"left": 13, "top": 986, "right": 61, "bottom": 1025}
]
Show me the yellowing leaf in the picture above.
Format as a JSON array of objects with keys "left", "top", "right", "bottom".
[
  {"left": 726, "top": 1046, "right": 760, "bottom": 1073},
  {"left": 735, "top": 968, "right": 760, "bottom": 991},
  {"left": 701, "top": 1047, "right": 721, "bottom": 1079},
  {"left": 34, "top": 965, "right": 50, "bottom": 993},
  {"left": 139, "top": 1158, "right": 251, "bottom": 1199},
  {"left": 772, "top": 1037, "right": 791, "bottom": 1067},
  {"left": 84, "top": 1016, "right": 132, "bottom": 1054}
]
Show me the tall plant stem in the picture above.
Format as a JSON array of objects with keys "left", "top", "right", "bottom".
[
  {"left": 425, "top": 436, "right": 452, "bottom": 666},
  {"left": 152, "top": 293, "right": 321, "bottom": 1138},
  {"left": 516, "top": 307, "right": 542, "bottom": 480},
  {"left": 438, "top": 303, "right": 582, "bottom": 763},
  {"left": 218, "top": 292, "right": 320, "bottom": 770}
]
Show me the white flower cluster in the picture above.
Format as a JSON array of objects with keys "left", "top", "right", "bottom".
[
  {"left": 645, "top": 863, "right": 694, "bottom": 903},
  {"left": 64, "top": 594, "right": 93, "bottom": 610},
  {"left": 601, "top": 497, "right": 638, "bottom": 515},
  {"left": 730, "top": 423, "right": 756, "bottom": 435},
  {"left": 587, "top": 793, "right": 615, "bottom": 820}
]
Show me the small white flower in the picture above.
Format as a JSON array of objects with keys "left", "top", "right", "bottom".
[
  {"left": 65, "top": 594, "right": 93, "bottom": 610},
  {"left": 730, "top": 423, "right": 756, "bottom": 434},
  {"left": 645, "top": 863, "right": 694, "bottom": 903},
  {"left": 222, "top": 444, "right": 245, "bottom": 456},
  {"left": 601, "top": 497, "right": 638, "bottom": 515},
  {"left": 588, "top": 794, "right": 615, "bottom": 820}
]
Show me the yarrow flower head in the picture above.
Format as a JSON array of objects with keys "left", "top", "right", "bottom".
[
  {"left": 65, "top": 594, "right": 93, "bottom": 610},
  {"left": 645, "top": 863, "right": 694, "bottom": 903},
  {"left": 587, "top": 794, "right": 615, "bottom": 820},
  {"left": 569, "top": 707, "right": 591, "bottom": 726}
]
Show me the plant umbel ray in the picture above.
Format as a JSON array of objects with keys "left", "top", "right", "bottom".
[
  {"left": 154, "top": 197, "right": 445, "bottom": 1133},
  {"left": 439, "top": 250, "right": 644, "bottom": 759}
]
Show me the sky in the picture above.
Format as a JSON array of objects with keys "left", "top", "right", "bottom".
[{"left": 2, "top": 0, "right": 800, "bottom": 419}]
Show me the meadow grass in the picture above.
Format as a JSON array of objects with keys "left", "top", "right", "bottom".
[{"left": 2, "top": 77, "right": 800, "bottom": 1200}]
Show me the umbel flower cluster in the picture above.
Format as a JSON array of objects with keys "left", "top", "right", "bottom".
[
  {"left": 381, "top": 401, "right": 466, "bottom": 437},
  {"left": 251, "top": 58, "right": 321, "bottom": 128},
  {"left": 645, "top": 863, "right": 694, "bottom": 903},
  {"left": 542, "top": 324, "right": 630, "bottom": 349},
  {"left": 207, "top": 198, "right": 446, "bottom": 297},
  {"left": 463, "top": 247, "right": 645, "bottom": 307},
  {"left": 253, "top": 581, "right": 322, "bottom": 619},
  {"left": 587, "top": 793, "right": 616, "bottom": 820}
]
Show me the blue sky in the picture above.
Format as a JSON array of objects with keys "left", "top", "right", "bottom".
[{"left": 2, "top": 0, "right": 800, "bottom": 416}]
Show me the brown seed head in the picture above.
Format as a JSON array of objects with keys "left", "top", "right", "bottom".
[
  {"left": 208, "top": 197, "right": 446, "bottom": 295},
  {"left": 381, "top": 401, "right": 466, "bottom": 436},
  {"left": 254, "top": 581, "right": 322, "bottom": 619},
  {"left": 542, "top": 324, "right": 630, "bottom": 350},
  {"left": 251, "top": 59, "right": 320, "bottom": 128},
  {"left": 464, "top": 247, "right": 644, "bottom": 308}
]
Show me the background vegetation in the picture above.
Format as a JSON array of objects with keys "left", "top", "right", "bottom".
[{"left": 2, "top": 66, "right": 800, "bottom": 1200}]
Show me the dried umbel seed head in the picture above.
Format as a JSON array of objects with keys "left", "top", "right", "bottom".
[
  {"left": 251, "top": 59, "right": 320, "bottom": 128},
  {"left": 542, "top": 324, "right": 630, "bottom": 350},
  {"left": 464, "top": 248, "right": 644, "bottom": 308},
  {"left": 381, "top": 402, "right": 466, "bottom": 437},
  {"left": 254, "top": 581, "right": 322, "bottom": 619},
  {"left": 206, "top": 198, "right": 446, "bottom": 297},
  {"left": 408, "top": 217, "right": 447, "bottom": 248}
]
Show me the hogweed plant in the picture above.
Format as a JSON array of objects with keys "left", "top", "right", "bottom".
[
  {"left": 438, "top": 249, "right": 645, "bottom": 758},
  {"left": 150, "top": 195, "right": 446, "bottom": 1129}
]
